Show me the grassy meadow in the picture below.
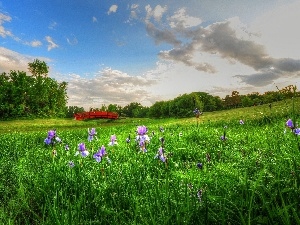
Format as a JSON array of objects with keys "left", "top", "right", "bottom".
[{"left": 1, "top": 98, "right": 300, "bottom": 224}]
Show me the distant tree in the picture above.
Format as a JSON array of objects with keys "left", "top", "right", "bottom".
[
  {"left": 66, "top": 106, "right": 85, "bottom": 118},
  {"left": 231, "top": 91, "right": 241, "bottom": 107},
  {"left": 123, "top": 102, "right": 146, "bottom": 117}
]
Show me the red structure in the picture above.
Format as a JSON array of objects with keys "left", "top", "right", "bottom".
[{"left": 74, "top": 111, "right": 119, "bottom": 120}]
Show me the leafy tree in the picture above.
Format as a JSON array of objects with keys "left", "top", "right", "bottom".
[
  {"left": 66, "top": 106, "right": 85, "bottom": 118},
  {"left": 28, "top": 59, "right": 49, "bottom": 77},
  {"left": 0, "top": 60, "right": 68, "bottom": 119}
]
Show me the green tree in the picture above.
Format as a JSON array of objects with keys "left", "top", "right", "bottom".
[{"left": 28, "top": 59, "right": 49, "bottom": 77}]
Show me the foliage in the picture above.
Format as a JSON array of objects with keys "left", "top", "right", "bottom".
[{"left": 0, "top": 59, "right": 68, "bottom": 119}]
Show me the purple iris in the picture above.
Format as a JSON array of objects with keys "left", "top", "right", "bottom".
[
  {"left": 44, "top": 130, "right": 56, "bottom": 145},
  {"left": 220, "top": 135, "right": 227, "bottom": 141},
  {"left": 126, "top": 134, "right": 131, "bottom": 143},
  {"left": 286, "top": 119, "right": 294, "bottom": 129},
  {"left": 88, "top": 128, "right": 97, "bottom": 142},
  {"left": 193, "top": 108, "right": 202, "bottom": 117},
  {"left": 78, "top": 143, "right": 89, "bottom": 157},
  {"left": 154, "top": 147, "right": 166, "bottom": 162},
  {"left": 239, "top": 120, "right": 244, "bottom": 125},
  {"left": 68, "top": 161, "right": 75, "bottom": 168},
  {"left": 109, "top": 134, "right": 117, "bottom": 146},
  {"left": 93, "top": 145, "right": 107, "bottom": 162},
  {"left": 197, "top": 163, "right": 203, "bottom": 169},
  {"left": 137, "top": 125, "right": 147, "bottom": 135},
  {"left": 294, "top": 128, "right": 300, "bottom": 135},
  {"left": 136, "top": 134, "right": 150, "bottom": 152}
]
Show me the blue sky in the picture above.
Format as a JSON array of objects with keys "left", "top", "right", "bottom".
[{"left": 1, "top": 0, "right": 300, "bottom": 109}]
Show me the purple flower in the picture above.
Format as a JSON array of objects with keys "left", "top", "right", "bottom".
[
  {"left": 193, "top": 108, "right": 202, "bottom": 118},
  {"left": 197, "top": 163, "right": 203, "bottom": 169},
  {"left": 286, "top": 119, "right": 294, "bottom": 129},
  {"left": 294, "top": 128, "right": 300, "bottom": 135},
  {"left": 220, "top": 135, "right": 227, "bottom": 141},
  {"left": 88, "top": 128, "right": 97, "bottom": 142},
  {"left": 47, "top": 130, "right": 56, "bottom": 139},
  {"left": 126, "top": 135, "right": 131, "bottom": 143},
  {"left": 68, "top": 161, "right": 75, "bottom": 168},
  {"left": 160, "top": 127, "right": 164, "bottom": 132},
  {"left": 109, "top": 134, "right": 118, "bottom": 146},
  {"left": 136, "top": 134, "right": 150, "bottom": 152},
  {"left": 154, "top": 147, "right": 166, "bottom": 162},
  {"left": 239, "top": 120, "right": 244, "bottom": 125},
  {"left": 65, "top": 145, "right": 69, "bottom": 151},
  {"left": 44, "top": 130, "right": 57, "bottom": 145},
  {"left": 77, "top": 143, "right": 89, "bottom": 157},
  {"left": 44, "top": 138, "right": 52, "bottom": 145},
  {"left": 93, "top": 145, "right": 107, "bottom": 163},
  {"left": 137, "top": 125, "right": 147, "bottom": 135}
]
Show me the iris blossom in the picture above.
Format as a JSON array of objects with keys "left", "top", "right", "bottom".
[
  {"left": 154, "top": 147, "right": 166, "bottom": 162},
  {"left": 294, "top": 128, "right": 300, "bottom": 135},
  {"left": 286, "top": 119, "right": 294, "bottom": 129},
  {"left": 136, "top": 125, "right": 150, "bottom": 152},
  {"left": 93, "top": 145, "right": 107, "bottom": 163},
  {"left": 44, "top": 130, "right": 56, "bottom": 145},
  {"left": 193, "top": 108, "right": 202, "bottom": 118},
  {"left": 88, "top": 128, "right": 97, "bottom": 142},
  {"left": 137, "top": 125, "right": 147, "bottom": 135},
  {"left": 126, "top": 134, "right": 131, "bottom": 143},
  {"left": 109, "top": 134, "right": 118, "bottom": 146},
  {"left": 239, "top": 120, "right": 244, "bottom": 125},
  {"left": 68, "top": 161, "right": 75, "bottom": 168},
  {"left": 76, "top": 143, "right": 89, "bottom": 157}
]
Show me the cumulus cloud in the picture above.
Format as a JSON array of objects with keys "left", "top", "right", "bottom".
[
  {"left": 45, "top": 36, "right": 58, "bottom": 51},
  {"left": 0, "top": 47, "right": 50, "bottom": 73},
  {"left": 168, "top": 8, "right": 202, "bottom": 29},
  {"left": 67, "top": 68, "right": 158, "bottom": 108},
  {"left": 146, "top": 22, "right": 181, "bottom": 46},
  {"left": 108, "top": 5, "right": 118, "bottom": 15},
  {"left": 145, "top": 4, "right": 167, "bottom": 22}
]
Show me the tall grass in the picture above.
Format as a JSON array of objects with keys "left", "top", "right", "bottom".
[{"left": 1, "top": 99, "right": 300, "bottom": 224}]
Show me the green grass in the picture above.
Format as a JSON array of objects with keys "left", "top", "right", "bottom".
[{"left": 1, "top": 99, "right": 300, "bottom": 224}]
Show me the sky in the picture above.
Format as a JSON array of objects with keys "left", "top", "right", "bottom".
[{"left": 1, "top": 0, "right": 300, "bottom": 109}]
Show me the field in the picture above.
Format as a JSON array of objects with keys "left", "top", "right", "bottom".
[{"left": 1, "top": 98, "right": 300, "bottom": 224}]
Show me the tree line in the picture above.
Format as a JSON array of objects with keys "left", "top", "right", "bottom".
[
  {"left": 0, "top": 59, "right": 298, "bottom": 119},
  {"left": 72, "top": 85, "right": 298, "bottom": 119}
]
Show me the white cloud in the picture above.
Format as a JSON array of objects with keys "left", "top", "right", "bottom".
[
  {"left": 108, "top": 5, "right": 118, "bottom": 15},
  {"left": 29, "top": 40, "right": 42, "bottom": 47},
  {"left": 0, "top": 13, "right": 13, "bottom": 38},
  {"left": 0, "top": 47, "right": 50, "bottom": 74},
  {"left": 45, "top": 36, "right": 58, "bottom": 51},
  {"left": 92, "top": 16, "right": 97, "bottom": 23},
  {"left": 145, "top": 4, "right": 167, "bottom": 22},
  {"left": 66, "top": 68, "right": 158, "bottom": 108},
  {"left": 168, "top": 8, "right": 202, "bottom": 29}
]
